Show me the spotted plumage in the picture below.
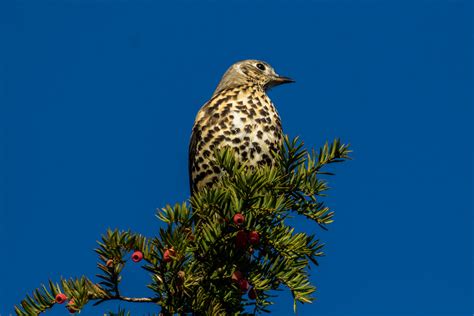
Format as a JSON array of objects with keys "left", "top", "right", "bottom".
[{"left": 189, "top": 60, "right": 294, "bottom": 193}]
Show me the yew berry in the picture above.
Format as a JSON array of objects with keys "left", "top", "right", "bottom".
[
  {"left": 131, "top": 250, "right": 143, "bottom": 263},
  {"left": 248, "top": 231, "right": 260, "bottom": 245},
  {"left": 235, "top": 230, "right": 248, "bottom": 249},
  {"left": 66, "top": 299, "right": 77, "bottom": 314},
  {"left": 106, "top": 259, "right": 114, "bottom": 267},
  {"left": 239, "top": 279, "right": 250, "bottom": 292},
  {"left": 233, "top": 213, "right": 245, "bottom": 226},
  {"left": 55, "top": 293, "right": 67, "bottom": 304},
  {"left": 163, "top": 248, "right": 176, "bottom": 263},
  {"left": 248, "top": 287, "right": 257, "bottom": 300},
  {"left": 231, "top": 270, "right": 243, "bottom": 283}
]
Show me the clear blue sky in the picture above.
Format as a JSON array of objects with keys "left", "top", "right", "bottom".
[{"left": 1, "top": 1, "right": 472, "bottom": 315}]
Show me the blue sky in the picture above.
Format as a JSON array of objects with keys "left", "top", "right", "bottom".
[{"left": 0, "top": 1, "right": 472, "bottom": 315}]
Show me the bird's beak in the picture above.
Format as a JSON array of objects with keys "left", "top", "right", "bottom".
[
  {"left": 266, "top": 75, "right": 295, "bottom": 90},
  {"left": 273, "top": 75, "right": 295, "bottom": 85}
]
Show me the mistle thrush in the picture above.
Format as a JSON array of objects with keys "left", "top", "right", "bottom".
[{"left": 189, "top": 60, "right": 294, "bottom": 193}]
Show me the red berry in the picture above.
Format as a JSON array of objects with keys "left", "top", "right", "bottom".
[
  {"left": 248, "top": 231, "right": 260, "bottom": 245},
  {"left": 55, "top": 293, "right": 67, "bottom": 304},
  {"left": 131, "top": 250, "right": 143, "bottom": 263},
  {"left": 233, "top": 213, "right": 245, "bottom": 226},
  {"left": 66, "top": 299, "right": 77, "bottom": 314},
  {"left": 231, "top": 270, "right": 243, "bottom": 283},
  {"left": 163, "top": 248, "right": 176, "bottom": 263},
  {"left": 239, "top": 279, "right": 250, "bottom": 292},
  {"left": 248, "top": 287, "right": 257, "bottom": 300},
  {"left": 235, "top": 230, "right": 248, "bottom": 249},
  {"left": 105, "top": 259, "right": 114, "bottom": 267}
]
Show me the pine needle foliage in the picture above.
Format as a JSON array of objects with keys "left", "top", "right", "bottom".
[{"left": 15, "top": 136, "right": 350, "bottom": 315}]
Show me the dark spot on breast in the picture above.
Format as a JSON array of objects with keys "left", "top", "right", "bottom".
[
  {"left": 249, "top": 108, "right": 257, "bottom": 118},
  {"left": 232, "top": 138, "right": 241, "bottom": 144},
  {"left": 263, "top": 154, "right": 273, "bottom": 165},
  {"left": 254, "top": 143, "right": 262, "bottom": 153},
  {"left": 250, "top": 148, "right": 256, "bottom": 159},
  {"left": 213, "top": 136, "right": 225, "bottom": 146},
  {"left": 194, "top": 171, "right": 206, "bottom": 183},
  {"left": 206, "top": 96, "right": 230, "bottom": 114},
  {"left": 222, "top": 108, "right": 230, "bottom": 116}
]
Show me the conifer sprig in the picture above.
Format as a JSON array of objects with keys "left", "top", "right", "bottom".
[{"left": 15, "top": 136, "right": 350, "bottom": 315}]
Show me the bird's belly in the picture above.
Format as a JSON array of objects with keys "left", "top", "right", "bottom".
[
  {"left": 190, "top": 94, "right": 283, "bottom": 191},
  {"left": 226, "top": 110, "right": 281, "bottom": 166}
]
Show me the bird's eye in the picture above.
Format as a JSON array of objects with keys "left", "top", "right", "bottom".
[{"left": 256, "top": 63, "right": 266, "bottom": 71}]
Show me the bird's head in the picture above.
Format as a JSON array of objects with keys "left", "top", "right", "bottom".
[{"left": 213, "top": 59, "right": 294, "bottom": 96}]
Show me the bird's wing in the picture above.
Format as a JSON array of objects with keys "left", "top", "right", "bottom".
[
  {"left": 188, "top": 95, "right": 223, "bottom": 194},
  {"left": 188, "top": 122, "right": 200, "bottom": 195}
]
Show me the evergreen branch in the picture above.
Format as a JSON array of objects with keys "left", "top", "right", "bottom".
[{"left": 16, "top": 136, "right": 350, "bottom": 315}]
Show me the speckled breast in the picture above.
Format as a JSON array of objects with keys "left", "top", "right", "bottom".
[{"left": 189, "top": 84, "right": 283, "bottom": 191}]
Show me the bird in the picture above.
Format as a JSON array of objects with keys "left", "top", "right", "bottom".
[{"left": 188, "top": 59, "right": 294, "bottom": 193}]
